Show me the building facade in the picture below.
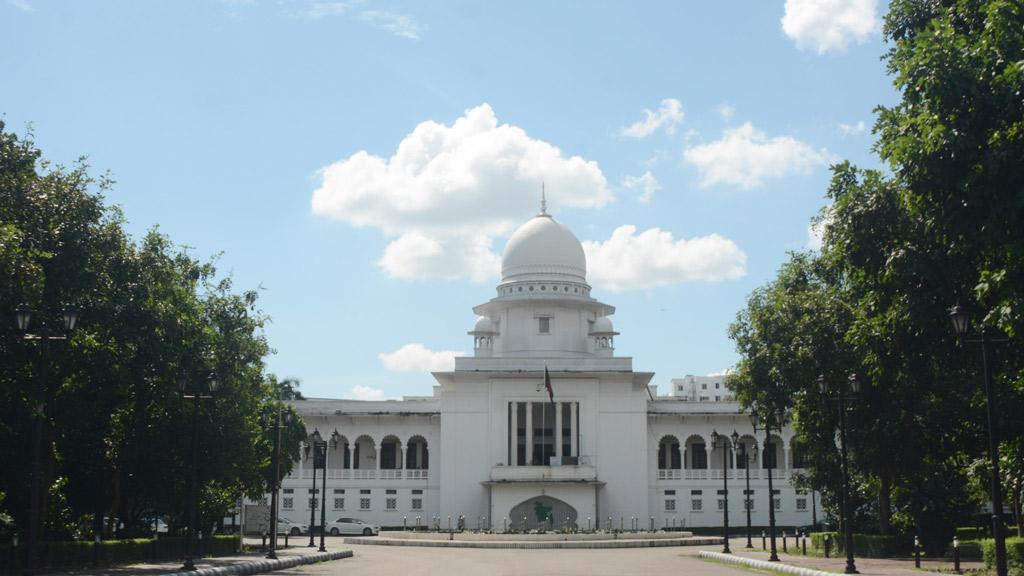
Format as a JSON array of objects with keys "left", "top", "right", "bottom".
[{"left": 276, "top": 206, "right": 812, "bottom": 531}]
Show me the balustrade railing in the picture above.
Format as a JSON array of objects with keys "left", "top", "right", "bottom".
[{"left": 290, "top": 468, "right": 429, "bottom": 481}]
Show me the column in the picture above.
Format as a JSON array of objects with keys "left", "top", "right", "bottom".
[
  {"left": 555, "top": 401, "right": 563, "bottom": 459},
  {"left": 400, "top": 445, "right": 407, "bottom": 470},
  {"left": 525, "top": 402, "right": 533, "bottom": 465},
  {"left": 570, "top": 402, "right": 578, "bottom": 458},
  {"left": 299, "top": 441, "right": 305, "bottom": 477},
  {"left": 376, "top": 439, "right": 381, "bottom": 471},
  {"left": 510, "top": 402, "right": 518, "bottom": 466}
]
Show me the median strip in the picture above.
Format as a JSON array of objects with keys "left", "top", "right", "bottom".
[
  {"left": 699, "top": 551, "right": 838, "bottom": 576},
  {"left": 157, "top": 550, "right": 353, "bottom": 576}
]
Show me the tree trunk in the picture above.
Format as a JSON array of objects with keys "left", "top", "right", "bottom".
[
  {"left": 1013, "top": 480, "right": 1022, "bottom": 538},
  {"left": 878, "top": 469, "right": 892, "bottom": 535}
]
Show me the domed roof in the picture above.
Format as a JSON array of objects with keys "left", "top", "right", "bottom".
[
  {"left": 473, "top": 316, "right": 497, "bottom": 333},
  {"left": 591, "top": 316, "right": 615, "bottom": 334},
  {"left": 501, "top": 214, "right": 587, "bottom": 283}
]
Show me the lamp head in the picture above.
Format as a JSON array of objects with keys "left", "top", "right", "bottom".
[
  {"left": 61, "top": 304, "right": 81, "bottom": 332},
  {"left": 207, "top": 372, "right": 219, "bottom": 393},
  {"left": 949, "top": 303, "right": 969, "bottom": 338},
  {"left": 731, "top": 429, "right": 740, "bottom": 443},
  {"left": 15, "top": 303, "right": 32, "bottom": 332}
]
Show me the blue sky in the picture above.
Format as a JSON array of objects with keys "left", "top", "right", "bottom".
[{"left": 2, "top": 0, "right": 896, "bottom": 399}]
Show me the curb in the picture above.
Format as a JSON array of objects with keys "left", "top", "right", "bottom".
[
  {"left": 699, "top": 551, "right": 839, "bottom": 576},
  {"left": 157, "top": 550, "right": 353, "bottom": 576},
  {"left": 343, "top": 537, "right": 722, "bottom": 549}
]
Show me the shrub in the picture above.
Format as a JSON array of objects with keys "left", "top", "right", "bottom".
[
  {"left": 981, "top": 537, "right": 1024, "bottom": 576},
  {"left": 957, "top": 527, "right": 985, "bottom": 540},
  {"left": 0, "top": 535, "right": 239, "bottom": 569},
  {"left": 809, "top": 532, "right": 911, "bottom": 558}
]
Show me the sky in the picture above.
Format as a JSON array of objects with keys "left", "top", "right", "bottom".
[{"left": 1, "top": 0, "right": 897, "bottom": 400}]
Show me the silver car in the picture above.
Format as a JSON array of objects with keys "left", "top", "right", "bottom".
[
  {"left": 326, "top": 517, "right": 380, "bottom": 536},
  {"left": 278, "top": 517, "right": 309, "bottom": 535}
]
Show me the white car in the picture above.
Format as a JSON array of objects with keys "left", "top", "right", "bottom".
[
  {"left": 277, "top": 517, "right": 309, "bottom": 535},
  {"left": 326, "top": 517, "right": 380, "bottom": 536}
]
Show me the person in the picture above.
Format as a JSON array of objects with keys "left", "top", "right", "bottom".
[{"left": 457, "top": 515, "right": 465, "bottom": 531}]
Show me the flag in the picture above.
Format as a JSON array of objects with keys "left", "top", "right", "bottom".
[{"left": 544, "top": 365, "right": 554, "bottom": 404}]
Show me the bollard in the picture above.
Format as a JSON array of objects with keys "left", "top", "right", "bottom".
[
  {"left": 587, "top": 516, "right": 591, "bottom": 532},
  {"left": 12, "top": 533, "right": 19, "bottom": 575},
  {"left": 762, "top": 530, "right": 767, "bottom": 551},
  {"left": 483, "top": 516, "right": 488, "bottom": 532},
  {"left": 631, "top": 516, "right": 635, "bottom": 532},
  {"left": 620, "top": 517, "right": 624, "bottom": 532},
  {"left": 198, "top": 531, "right": 203, "bottom": 559},
  {"left": 650, "top": 516, "right": 655, "bottom": 532},
  {"left": 607, "top": 516, "right": 612, "bottom": 532},
  {"left": 783, "top": 531, "right": 787, "bottom": 552},
  {"left": 802, "top": 533, "right": 807, "bottom": 555},
  {"left": 404, "top": 516, "right": 407, "bottom": 531},
  {"left": 953, "top": 536, "right": 961, "bottom": 574},
  {"left": 825, "top": 533, "right": 831, "bottom": 558},
  {"left": 523, "top": 515, "right": 527, "bottom": 531},
  {"left": 914, "top": 535, "right": 921, "bottom": 568},
  {"left": 504, "top": 517, "right": 507, "bottom": 532},
  {"left": 93, "top": 534, "right": 101, "bottom": 567},
  {"left": 262, "top": 531, "right": 267, "bottom": 551},
  {"left": 284, "top": 532, "right": 289, "bottom": 548}
]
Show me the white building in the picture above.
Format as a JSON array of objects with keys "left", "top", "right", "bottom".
[{"left": 276, "top": 205, "right": 812, "bottom": 531}]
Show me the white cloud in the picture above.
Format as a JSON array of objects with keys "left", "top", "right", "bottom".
[
  {"left": 379, "top": 343, "right": 464, "bottom": 372},
  {"left": 9, "top": 0, "right": 33, "bottom": 11},
  {"left": 312, "top": 103, "right": 611, "bottom": 282},
  {"left": 583, "top": 225, "right": 747, "bottom": 292},
  {"left": 359, "top": 10, "right": 422, "bottom": 40},
  {"left": 807, "top": 206, "right": 833, "bottom": 250},
  {"left": 781, "top": 0, "right": 878, "bottom": 54},
  {"left": 349, "top": 385, "right": 385, "bottom": 401},
  {"left": 839, "top": 120, "right": 867, "bottom": 136},
  {"left": 707, "top": 368, "right": 735, "bottom": 377},
  {"left": 622, "top": 99, "right": 684, "bottom": 139},
  {"left": 298, "top": 2, "right": 350, "bottom": 19},
  {"left": 683, "top": 122, "right": 828, "bottom": 189},
  {"left": 621, "top": 171, "right": 660, "bottom": 204},
  {"left": 717, "top": 104, "right": 735, "bottom": 121}
]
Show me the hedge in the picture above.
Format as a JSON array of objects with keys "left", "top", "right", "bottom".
[
  {"left": 982, "top": 537, "right": 1024, "bottom": 576},
  {"left": 0, "top": 535, "right": 239, "bottom": 570},
  {"left": 809, "top": 532, "right": 912, "bottom": 558},
  {"left": 957, "top": 527, "right": 986, "bottom": 540}
]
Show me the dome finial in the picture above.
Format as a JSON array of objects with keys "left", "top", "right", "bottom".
[{"left": 540, "top": 182, "right": 548, "bottom": 216}]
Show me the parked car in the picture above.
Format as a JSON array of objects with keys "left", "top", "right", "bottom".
[
  {"left": 278, "top": 517, "right": 309, "bottom": 535},
  {"left": 325, "top": 517, "right": 380, "bottom": 536}
]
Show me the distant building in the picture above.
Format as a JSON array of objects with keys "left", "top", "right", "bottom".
[{"left": 265, "top": 203, "right": 810, "bottom": 531}]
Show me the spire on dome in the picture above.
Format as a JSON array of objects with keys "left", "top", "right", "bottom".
[{"left": 539, "top": 182, "right": 548, "bottom": 216}]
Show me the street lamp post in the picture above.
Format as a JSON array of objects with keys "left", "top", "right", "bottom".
[
  {"left": 740, "top": 435, "right": 758, "bottom": 549},
  {"left": 949, "top": 304, "right": 1009, "bottom": 576},
  {"left": 14, "top": 303, "right": 80, "bottom": 570},
  {"left": 179, "top": 371, "right": 219, "bottom": 571},
  {"left": 305, "top": 430, "right": 323, "bottom": 547},
  {"left": 266, "top": 403, "right": 291, "bottom": 560},
  {"left": 819, "top": 374, "right": 859, "bottom": 575},
  {"left": 752, "top": 410, "right": 780, "bottom": 561},
  {"left": 711, "top": 430, "right": 733, "bottom": 554}
]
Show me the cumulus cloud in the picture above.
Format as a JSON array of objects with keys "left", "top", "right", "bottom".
[
  {"left": 683, "top": 122, "right": 828, "bottom": 189},
  {"left": 781, "top": 0, "right": 878, "bottom": 53},
  {"left": 312, "top": 103, "right": 611, "bottom": 282},
  {"left": 621, "top": 171, "right": 660, "bottom": 204},
  {"left": 717, "top": 104, "right": 736, "bottom": 121},
  {"left": 622, "top": 99, "right": 684, "bottom": 138},
  {"left": 707, "top": 368, "right": 735, "bottom": 377},
  {"left": 9, "top": 0, "right": 33, "bottom": 11},
  {"left": 807, "top": 206, "right": 833, "bottom": 250},
  {"left": 583, "top": 225, "right": 747, "bottom": 291},
  {"left": 297, "top": 2, "right": 349, "bottom": 19},
  {"left": 349, "top": 385, "right": 386, "bottom": 401},
  {"left": 379, "top": 343, "right": 464, "bottom": 372},
  {"left": 839, "top": 120, "right": 867, "bottom": 136}
]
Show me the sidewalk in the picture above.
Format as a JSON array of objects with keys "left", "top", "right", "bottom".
[
  {"left": 697, "top": 537, "right": 984, "bottom": 576},
  {"left": 49, "top": 542, "right": 352, "bottom": 576}
]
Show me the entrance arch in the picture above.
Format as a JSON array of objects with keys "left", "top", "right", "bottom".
[{"left": 509, "top": 496, "right": 578, "bottom": 530}]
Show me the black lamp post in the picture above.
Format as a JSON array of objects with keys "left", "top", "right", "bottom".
[
  {"left": 266, "top": 404, "right": 291, "bottom": 560},
  {"left": 751, "top": 410, "right": 780, "bottom": 561},
  {"left": 14, "top": 303, "right": 81, "bottom": 570},
  {"left": 179, "top": 371, "right": 219, "bottom": 571},
  {"left": 819, "top": 374, "right": 859, "bottom": 574},
  {"left": 739, "top": 433, "right": 758, "bottom": 549},
  {"left": 711, "top": 429, "right": 732, "bottom": 553},
  {"left": 949, "top": 304, "right": 1008, "bottom": 576},
  {"left": 305, "top": 429, "right": 322, "bottom": 547}
]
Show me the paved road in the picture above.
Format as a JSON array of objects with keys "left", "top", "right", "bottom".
[{"left": 275, "top": 543, "right": 748, "bottom": 576}]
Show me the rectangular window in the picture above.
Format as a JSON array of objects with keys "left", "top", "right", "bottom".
[
  {"left": 360, "top": 498, "right": 371, "bottom": 510},
  {"left": 691, "top": 499, "right": 703, "bottom": 511},
  {"left": 411, "top": 498, "right": 423, "bottom": 510},
  {"left": 334, "top": 497, "right": 344, "bottom": 510},
  {"left": 701, "top": 383, "right": 707, "bottom": 390},
  {"left": 744, "top": 498, "right": 754, "bottom": 511},
  {"left": 283, "top": 497, "right": 293, "bottom": 510},
  {"left": 796, "top": 498, "right": 807, "bottom": 511},
  {"left": 309, "top": 498, "right": 318, "bottom": 510},
  {"left": 715, "top": 382, "right": 720, "bottom": 389},
  {"left": 412, "top": 489, "right": 423, "bottom": 495},
  {"left": 334, "top": 488, "right": 345, "bottom": 494},
  {"left": 538, "top": 316, "right": 551, "bottom": 334},
  {"left": 691, "top": 443, "right": 708, "bottom": 469},
  {"left": 283, "top": 488, "right": 294, "bottom": 494},
  {"left": 360, "top": 489, "right": 371, "bottom": 495},
  {"left": 386, "top": 498, "right": 397, "bottom": 510},
  {"left": 763, "top": 443, "right": 778, "bottom": 468},
  {"left": 690, "top": 489, "right": 703, "bottom": 495},
  {"left": 386, "top": 489, "right": 397, "bottom": 495},
  {"left": 774, "top": 498, "right": 781, "bottom": 511},
  {"left": 664, "top": 490, "right": 676, "bottom": 495},
  {"left": 308, "top": 488, "right": 319, "bottom": 494},
  {"left": 665, "top": 499, "right": 676, "bottom": 512},
  {"left": 717, "top": 499, "right": 725, "bottom": 511}
]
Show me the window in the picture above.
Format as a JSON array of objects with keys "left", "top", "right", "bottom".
[
  {"left": 412, "top": 489, "right": 423, "bottom": 495},
  {"left": 717, "top": 499, "right": 725, "bottom": 511},
  {"left": 715, "top": 382, "right": 720, "bottom": 389},
  {"left": 386, "top": 498, "right": 397, "bottom": 510},
  {"left": 309, "top": 498, "right": 318, "bottom": 510},
  {"left": 690, "top": 443, "right": 708, "bottom": 469},
  {"left": 360, "top": 498, "right": 371, "bottom": 510},
  {"left": 715, "top": 396, "right": 720, "bottom": 401},
  {"left": 334, "top": 498, "right": 344, "bottom": 510},
  {"left": 360, "top": 489, "right": 371, "bottom": 494},
  {"left": 763, "top": 442, "right": 778, "bottom": 468},
  {"left": 386, "top": 489, "right": 397, "bottom": 495},
  {"left": 774, "top": 498, "right": 781, "bottom": 511},
  {"left": 664, "top": 490, "right": 676, "bottom": 495},
  {"left": 691, "top": 499, "right": 703, "bottom": 511},
  {"left": 411, "top": 498, "right": 423, "bottom": 510},
  {"left": 796, "top": 498, "right": 807, "bottom": 511},
  {"left": 334, "top": 489, "right": 345, "bottom": 494},
  {"left": 701, "top": 383, "right": 707, "bottom": 390},
  {"left": 283, "top": 498, "right": 293, "bottom": 509},
  {"left": 665, "top": 499, "right": 676, "bottom": 512},
  {"left": 538, "top": 316, "right": 551, "bottom": 334},
  {"left": 744, "top": 499, "right": 754, "bottom": 511},
  {"left": 283, "top": 488, "right": 294, "bottom": 494}
]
